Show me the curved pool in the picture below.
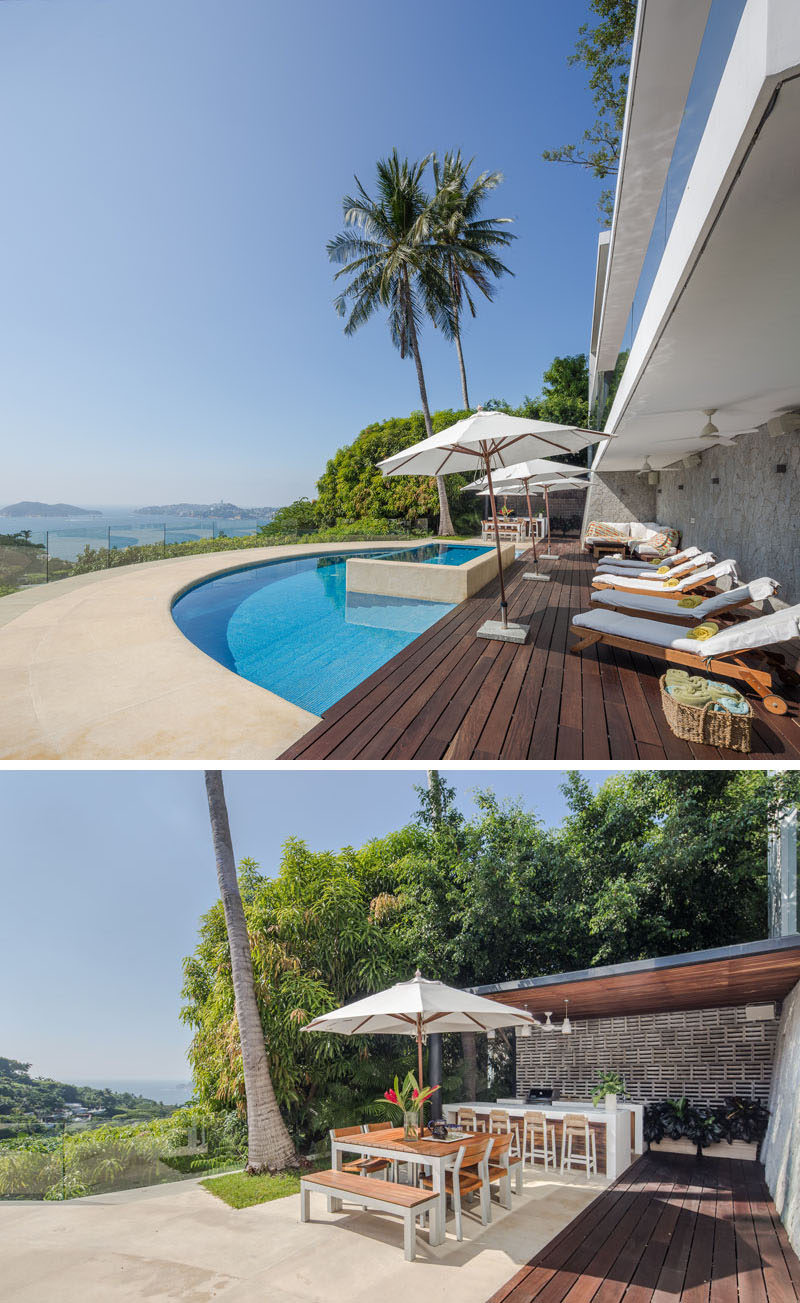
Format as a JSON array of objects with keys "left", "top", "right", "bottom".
[{"left": 171, "top": 545, "right": 484, "bottom": 715}]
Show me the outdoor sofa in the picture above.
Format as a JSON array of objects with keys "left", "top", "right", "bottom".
[{"left": 583, "top": 520, "right": 680, "bottom": 558}]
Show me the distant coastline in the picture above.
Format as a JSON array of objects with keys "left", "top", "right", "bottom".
[
  {"left": 0, "top": 501, "right": 102, "bottom": 519},
  {"left": 133, "top": 501, "right": 277, "bottom": 520}
]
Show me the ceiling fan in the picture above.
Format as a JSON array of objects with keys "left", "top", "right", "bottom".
[{"left": 698, "top": 409, "right": 751, "bottom": 446}]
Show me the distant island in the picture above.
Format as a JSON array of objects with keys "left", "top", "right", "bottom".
[
  {"left": 0, "top": 501, "right": 102, "bottom": 518},
  {"left": 133, "top": 501, "right": 276, "bottom": 520}
]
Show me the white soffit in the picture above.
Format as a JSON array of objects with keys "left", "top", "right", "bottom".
[
  {"left": 594, "top": 0, "right": 712, "bottom": 375},
  {"left": 597, "top": 70, "right": 800, "bottom": 471}
]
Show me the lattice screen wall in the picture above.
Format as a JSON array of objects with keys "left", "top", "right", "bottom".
[{"left": 515, "top": 1005, "right": 779, "bottom": 1105}]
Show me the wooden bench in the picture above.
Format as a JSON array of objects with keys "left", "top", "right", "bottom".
[{"left": 300, "top": 1168, "right": 440, "bottom": 1261}]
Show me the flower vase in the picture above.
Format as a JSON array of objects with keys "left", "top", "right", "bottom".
[{"left": 403, "top": 1110, "right": 420, "bottom": 1140}]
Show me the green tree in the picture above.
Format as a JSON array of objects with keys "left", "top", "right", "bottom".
[
  {"left": 203, "top": 771, "right": 297, "bottom": 1173},
  {"left": 430, "top": 152, "right": 515, "bottom": 409},
  {"left": 258, "top": 498, "right": 320, "bottom": 538},
  {"left": 327, "top": 151, "right": 456, "bottom": 534},
  {"left": 543, "top": 0, "right": 637, "bottom": 222}
]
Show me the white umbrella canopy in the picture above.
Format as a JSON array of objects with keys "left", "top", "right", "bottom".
[
  {"left": 302, "top": 969, "right": 537, "bottom": 1088},
  {"left": 378, "top": 411, "right": 607, "bottom": 632},
  {"left": 465, "top": 463, "right": 590, "bottom": 564}
]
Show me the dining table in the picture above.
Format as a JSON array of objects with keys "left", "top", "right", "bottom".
[{"left": 329, "top": 1124, "right": 483, "bottom": 1246}]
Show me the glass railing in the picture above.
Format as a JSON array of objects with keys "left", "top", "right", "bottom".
[
  {"left": 620, "top": 0, "right": 748, "bottom": 355},
  {"left": 0, "top": 1112, "right": 245, "bottom": 1201}
]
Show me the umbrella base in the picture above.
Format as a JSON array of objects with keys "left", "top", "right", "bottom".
[
  {"left": 540, "top": 553, "right": 559, "bottom": 561},
  {"left": 523, "top": 571, "right": 551, "bottom": 582},
  {"left": 477, "top": 619, "right": 529, "bottom": 644}
]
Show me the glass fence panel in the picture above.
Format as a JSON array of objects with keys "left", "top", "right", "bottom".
[
  {"left": 0, "top": 1116, "right": 245, "bottom": 1201},
  {"left": 0, "top": 529, "right": 48, "bottom": 590}
]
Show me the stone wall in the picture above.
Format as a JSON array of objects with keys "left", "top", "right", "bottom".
[
  {"left": 515, "top": 1005, "right": 778, "bottom": 1106},
  {"left": 582, "top": 472, "right": 657, "bottom": 532},
  {"left": 656, "top": 425, "right": 799, "bottom": 605},
  {"left": 763, "top": 979, "right": 800, "bottom": 1256}
]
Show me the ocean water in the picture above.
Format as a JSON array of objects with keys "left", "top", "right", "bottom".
[
  {"left": 73, "top": 1079, "right": 194, "bottom": 1106},
  {"left": 1, "top": 505, "right": 273, "bottom": 562}
]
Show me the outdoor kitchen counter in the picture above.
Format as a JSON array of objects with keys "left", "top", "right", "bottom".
[{"left": 442, "top": 1099, "right": 638, "bottom": 1180}]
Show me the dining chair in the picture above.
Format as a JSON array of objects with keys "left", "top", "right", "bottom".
[
  {"left": 560, "top": 1114, "right": 598, "bottom": 1178},
  {"left": 329, "top": 1125, "right": 391, "bottom": 1178},
  {"left": 420, "top": 1135, "right": 494, "bottom": 1241}
]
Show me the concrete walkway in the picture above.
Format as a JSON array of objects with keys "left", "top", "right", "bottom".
[
  {"left": 0, "top": 541, "right": 430, "bottom": 760},
  {"left": 0, "top": 1167, "right": 606, "bottom": 1303}
]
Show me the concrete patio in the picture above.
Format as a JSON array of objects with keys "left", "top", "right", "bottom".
[{"left": 0, "top": 1167, "right": 606, "bottom": 1303}]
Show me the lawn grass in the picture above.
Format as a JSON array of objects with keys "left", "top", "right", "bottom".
[{"left": 200, "top": 1168, "right": 302, "bottom": 1209}]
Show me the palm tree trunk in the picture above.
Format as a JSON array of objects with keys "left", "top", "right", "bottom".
[
  {"left": 402, "top": 267, "right": 454, "bottom": 536},
  {"left": 449, "top": 265, "right": 470, "bottom": 411},
  {"left": 454, "top": 327, "right": 470, "bottom": 411},
  {"left": 204, "top": 771, "right": 297, "bottom": 1174}
]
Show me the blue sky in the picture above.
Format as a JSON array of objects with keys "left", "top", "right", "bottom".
[
  {"left": 0, "top": 768, "right": 616, "bottom": 1081},
  {"left": 1, "top": 0, "right": 601, "bottom": 507}
]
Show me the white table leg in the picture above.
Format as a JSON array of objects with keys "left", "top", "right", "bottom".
[
  {"left": 330, "top": 1141, "right": 343, "bottom": 1213},
  {"left": 429, "top": 1156, "right": 446, "bottom": 1245}
]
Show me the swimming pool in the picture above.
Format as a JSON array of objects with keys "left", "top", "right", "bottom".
[{"left": 171, "top": 547, "right": 463, "bottom": 715}]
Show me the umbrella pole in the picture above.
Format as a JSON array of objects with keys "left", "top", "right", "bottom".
[
  {"left": 417, "top": 1016, "right": 424, "bottom": 1088},
  {"left": 524, "top": 478, "right": 537, "bottom": 563},
  {"left": 485, "top": 459, "right": 508, "bottom": 629},
  {"left": 545, "top": 485, "right": 551, "bottom": 546}
]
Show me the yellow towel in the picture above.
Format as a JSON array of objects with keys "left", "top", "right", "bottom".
[
  {"left": 664, "top": 578, "right": 679, "bottom": 588},
  {"left": 678, "top": 595, "right": 703, "bottom": 608},
  {"left": 656, "top": 566, "right": 670, "bottom": 574},
  {"left": 685, "top": 622, "right": 720, "bottom": 641}
]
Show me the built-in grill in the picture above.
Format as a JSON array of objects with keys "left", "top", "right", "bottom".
[{"left": 525, "top": 1086, "right": 556, "bottom": 1106}]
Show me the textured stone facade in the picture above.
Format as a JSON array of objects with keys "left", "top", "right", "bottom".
[
  {"left": 515, "top": 1005, "right": 778, "bottom": 1106},
  {"left": 656, "top": 425, "right": 799, "bottom": 606},
  {"left": 763, "top": 979, "right": 800, "bottom": 1256},
  {"left": 581, "top": 471, "right": 657, "bottom": 532}
]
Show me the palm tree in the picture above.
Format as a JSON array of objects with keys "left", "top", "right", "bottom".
[
  {"left": 328, "top": 151, "right": 456, "bottom": 535},
  {"left": 430, "top": 152, "right": 515, "bottom": 411},
  {"left": 203, "top": 771, "right": 297, "bottom": 1174}
]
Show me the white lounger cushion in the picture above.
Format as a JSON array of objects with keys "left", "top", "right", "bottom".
[
  {"left": 573, "top": 603, "right": 800, "bottom": 661},
  {"left": 597, "top": 551, "right": 715, "bottom": 578},
  {"left": 590, "top": 578, "right": 780, "bottom": 619},
  {"left": 593, "top": 559, "right": 738, "bottom": 593},
  {"left": 596, "top": 545, "right": 702, "bottom": 572}
]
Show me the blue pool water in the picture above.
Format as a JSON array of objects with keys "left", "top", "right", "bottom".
[{"left": 171, "top": 546, "right": 479, "bottom": 714}]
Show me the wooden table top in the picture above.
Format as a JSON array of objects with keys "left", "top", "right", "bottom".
[{"left": 335, "top": 1125, "right": 480, "bottom": 1158}]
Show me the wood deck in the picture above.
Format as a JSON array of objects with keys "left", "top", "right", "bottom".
[
  {"left": 281, "top": 542, "right": 800, "bottom": 760},
  {"left": 488, "top": 1152, "right": 800, "bottom": 1303}
]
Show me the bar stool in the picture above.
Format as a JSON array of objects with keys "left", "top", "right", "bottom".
[
  {"left": 560, "top": 1114, "right": 597, "bottom": 1179},
  {"left": 488, "top": 1108, "right": 520, "bottom": 1157},
  {"left": 457, "top": 1106, "right": 485, "bottom": 1132},
  {"left": 522, "top": 1111, "right": 555, "bottom": 1169}
]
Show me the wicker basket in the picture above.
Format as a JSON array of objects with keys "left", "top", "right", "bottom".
[{"left": 659, "top": 675, "right": 752, "bottom": 753}]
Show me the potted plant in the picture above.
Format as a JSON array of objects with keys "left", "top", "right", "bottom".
[
  {"left": 376, "top": 1072, "right": 439, "bottom": 1140},
  {"left": 711, "top": 1097, "right": 770, "bottom": 1160},
  {"left": 683, "top": 1107, "right": 724, "bottom": 1158},
  {"left": 591, "top": 1071, "right": 625, "bottom": 1111},
  {"left": 645, "top": 1097, "right": 696, "bottom": 1154}
]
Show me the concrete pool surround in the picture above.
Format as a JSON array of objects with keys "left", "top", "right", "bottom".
[{"left": 0, "top": 539, "right": 493, "bottom": 760}]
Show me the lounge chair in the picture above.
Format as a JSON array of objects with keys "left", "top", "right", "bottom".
[
  {"left": 596, "top": 551, "right": 715, "bottom": 580},
  {"left": 570, "top": 603, "right": 800, "bottom": 714},
  {"left": 595, "top": 544, "right": 703, "bottom": 572},
  {"left": 590, "top": 578, "right": 780, "bottom": 625},
  {"left": 592, "top": 559, "right": 738, "bottom": 597}
]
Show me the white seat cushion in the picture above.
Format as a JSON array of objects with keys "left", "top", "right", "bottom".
[
  {"left": 573, "top": 603, "right": 800, "bottom": 659},
  {"left": 597, "top": 545, "right": 702, "bottom": 572},
  {"left": 591, "top": 579, "right": 779, "bottom": 619},
  {"left": 597, "top": 551, "right": 714, "bottom": 579},
  {"left": 593, "top": 560, "right": 738, "bottom": 593}
]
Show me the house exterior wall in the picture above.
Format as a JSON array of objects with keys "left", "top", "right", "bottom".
[
  {"left": 656, "top": 425, "right": 800, "bottom": 606},
  {"left": 763, "top": 979, "right": 800, "bottom": 1256},
  {"left": 515, "top": 1005, "right": 778, "bottom": 1106},
  {"left": 582, "top": 472, "right": 658, "bottom": 532}
]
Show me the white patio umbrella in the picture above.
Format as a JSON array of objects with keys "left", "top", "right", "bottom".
[
  {"left": 464, "top": 459, "right": 590, "bottom": 563},
  {"left": 378, "top": 410, "right": 607, "bottom": 635},
  {"left": 302, "top": 969, "right": 538, "bottom": 1089}
]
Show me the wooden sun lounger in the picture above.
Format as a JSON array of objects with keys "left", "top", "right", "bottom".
[{"left": 569, "top": 622, "right": 793, "bottom": 714}]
